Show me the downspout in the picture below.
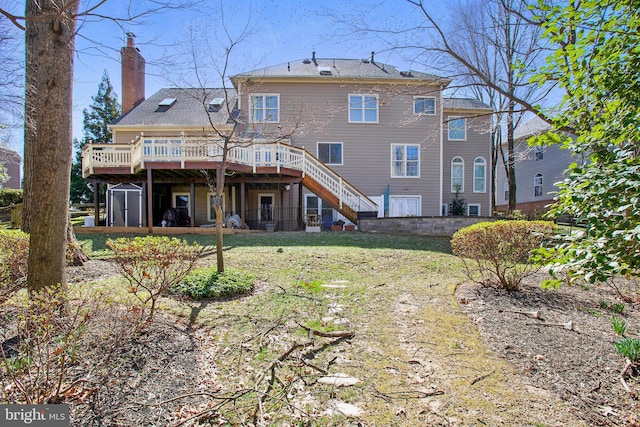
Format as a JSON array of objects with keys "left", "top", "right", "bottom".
[{"left": 438, "top": 83, "right": 444, "bottom": 216}]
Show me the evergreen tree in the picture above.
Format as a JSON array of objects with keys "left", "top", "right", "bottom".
[{"left": 70, "top": 70, "right": 121, "bottom": 203}]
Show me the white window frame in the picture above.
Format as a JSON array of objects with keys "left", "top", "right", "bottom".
[
  {"left": 473, "top": 157, "right": 486, "bottom": 193},
  {"left": 534, "top": 145, "right": 545, "bottom": 161},
  {"left": 172, "top": 192, "right": 191, "bottom": 217},
  {"left": 441, "top": 204, "right": 449, "bottom": 216},
  {"left": 389, "top": 196, "right": 422, "bottom": 217},
  {"left": 250, "top": 93, "right": 280, "bottom": 123},
  {"left": 391, "top": 144, "right": 420, "bottom": 178},
  {"left": 467, "top": 204, "right": 481, "bottom": 216},
  {"left": 503, "top": 180, "right": 509, "bottom": 202},
  {"left": 448, "top": 116, "right": 467, "bottom": 141},
  {"left": 317, "top": 142, "right": 343, "bottom": 165},
  {"left": 207, "top": 193, "right": 226, "bottom": 222},
  {"left": 413, "top": 96, "right": 436, "bottom": 115},
  {"left": 534, "top": 173, "right": 543, "bottom": 197},
  {"left": 348, "top": 94, "right": 379, "bottom": 123},
  {"left": 451, "top": 156, "right": 464, "bottom": 193}
]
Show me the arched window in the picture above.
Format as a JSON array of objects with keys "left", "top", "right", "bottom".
[
  {"left": 451, "top": 157, "right": 464, "bottom": 192},
  {"left": 473, "top": 157, "right": 486, "bottom": 193},
  {"left": 534, "top": 173, "right": 543, "bottom": 197}
]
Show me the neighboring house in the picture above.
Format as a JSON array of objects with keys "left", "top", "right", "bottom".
[
  {"left": 82, "top": 36, "right": 492, "bottom": 230},
  {"left": 494, "top": 116, "right": 578, "bottom": 218},
  {"left": 0, "top": 145, "right": 21, "bottom": 190}
]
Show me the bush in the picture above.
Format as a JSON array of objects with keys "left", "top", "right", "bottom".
[
  {"left": 0, "top": 189, "right": 22, "bottom": 207},
  {"left": 0, "top": 229, "right": 29, "bottom": 302},
  {"left": 451, "top": 220, "right": 556, "bottom": 291},
  {"left": 107, "top": 236, "right": 201, "bottom": 321},
  {"left": 173, "top": 267, "right": 255, "bottom": 300}
]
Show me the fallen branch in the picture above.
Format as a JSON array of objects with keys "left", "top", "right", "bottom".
[
  {"left": 527, "top": 320, "right": 575, "bottom": 331},
  {"left": 470, "top": 370, "right": 495, "bottom": 385},
  {"left": 507, "top": 309, "right": 541, "bottom": 319},
  {"left": 298, "top": 323, "right": 355, "bottom": 339},
  {"left": 620, "top": 358, "right": 634, "bottom": 393}
]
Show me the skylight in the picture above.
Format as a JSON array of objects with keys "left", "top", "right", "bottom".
[
  {"left": 158, "top": 98, "right": 176, "bottom": 107},
  {"left": 209, "top": 97, "right": 225, "bottom": 107},
  {"left": 318, "top": 66, "right": 333, "bottom": 76}
]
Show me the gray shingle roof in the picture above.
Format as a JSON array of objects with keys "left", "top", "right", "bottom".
[
  {"left": 443, "top": 97, "right": 492, "bottom": 111},
  {"left": 232, "top": 58, "right": 449, "bottom": 83},
  {"left": 111, "top": 88, "right": 236, "bottom": 127},
  {"left": 514, "top": 115, "right": 552, "bottom": 140}
]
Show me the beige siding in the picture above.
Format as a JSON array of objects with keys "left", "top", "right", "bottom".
[
  {"left": 239, "top": 81, "right": 444, "bottom": 215},
  {"left": 442, "top": 111, "right": 492, "bottom": 215}
]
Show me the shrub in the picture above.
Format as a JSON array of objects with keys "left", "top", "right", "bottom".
[
  {"left": 0, "top": 189, "right": 23, "bottom": 207},
  {"left": 107, "top": 236, "right": 201, "bottom": 321},
  {"left": 451, "top": 220, "right": 556, "bottom": 291},
  {"left": 173, "top": 267, "right": 255, "bottom": 300},
  {"left": 0, "top": 286, "right": 145, "bottom": 404},
  {"left": 0, "top": 229, "right": 29, "bottom": 302}
]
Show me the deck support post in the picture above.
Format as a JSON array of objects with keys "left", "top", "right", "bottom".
[{"left": 146, "top": 168, "right": 153, "bottom": 232}]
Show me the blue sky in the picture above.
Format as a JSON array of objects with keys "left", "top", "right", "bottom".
[
  {"left": 70, "top": 0, "right": 441, "bottom": 142},
  {"left": 0, "top": 0, "right": 448, "bottom": 155}
]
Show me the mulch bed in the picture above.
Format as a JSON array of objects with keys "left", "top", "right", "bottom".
[{"left": 455, "top": 276, "right": 640, "bottom": 427}]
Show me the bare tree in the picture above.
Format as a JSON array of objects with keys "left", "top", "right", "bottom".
[
  {"left": 335, "top": 0, "right": 553, "bottom": 213},
  {"left": 0, "top": 0, "right": 195, "bottom": 292}
]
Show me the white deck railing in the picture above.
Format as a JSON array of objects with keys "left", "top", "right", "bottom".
[{"left": 82, "top": 137, "right": 378, "bottom": 215}]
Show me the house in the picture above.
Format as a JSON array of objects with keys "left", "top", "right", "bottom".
[
  {"left": 494, "top": 116, "right": 580, "bottom": 218},
  {"left": 0, "top": 145, "right": 21, "bottom": 190},
  {"left": 81, "top": 36, "right": 492, "bottom": 231}
]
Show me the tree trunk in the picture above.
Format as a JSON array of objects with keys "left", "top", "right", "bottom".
[
  {"left": 66, "top": 222, "right": 89, "bottom": 266},
  {"left": 507, "top": 102, "right": 517, "bottom": 213},
  {"left": 215, "top": 165, "right": 224, "bottom": 273},
  {"left": 24, "top": 1, "right": 78, "bottom": 292}
]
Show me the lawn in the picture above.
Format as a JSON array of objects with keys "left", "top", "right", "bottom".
[{"left": 64, "top": 231, "right": 588, "bottom": 425}]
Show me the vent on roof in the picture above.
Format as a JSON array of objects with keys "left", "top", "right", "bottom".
[
  {"left": 158, "top": 98, "right": 176, "bottom": 107},
  {"left": 318, "top": 65, "right": 332, "bottom": 76},
  {"left": 302, "top": 58, "right": 311, "bottom": 64},
  {"left": 400, "top": 71, "right": 414, "bottom": 78}
]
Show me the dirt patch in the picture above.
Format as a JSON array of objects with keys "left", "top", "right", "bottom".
[{"left": 456, "top": 276, "right": 640, "bottom": 426}]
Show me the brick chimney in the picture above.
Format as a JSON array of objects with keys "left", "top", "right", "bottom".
[{"left": 121, "top": 32, "right": 145, "bottom": 114}]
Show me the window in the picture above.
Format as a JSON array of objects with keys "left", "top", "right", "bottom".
[
  {"left": 414, "top": 96, "right": 436, "bottom": 115},
  {"left": 250, "top": 94, "right": 279, "bottom": 123},
  {"left": 441, "top": 204, "right": 448, "bottom": 216},
  {"left": 390, "top": 196, "right": 421, "bottom": 217},
  {"left": 349, "top": 94, "right": 378, "bottom": 123},
  {"left": 172, "top": 193, "right": 190, "bottom": 218},
  {"left": 451, "top": 157, "right": 464, "bottom": 192},
  {"left": 467, "top": 204, "right": 480, "bottom": 216},
  {"left": 534, "top": 146, "right": 544, "bottom": 161},
  {"left": 503, "top": 180, "right": 509, "bottom": 201},
  {"left": 391, "top": 144, "right": 420, "bottom": 177},
  {"left": 534, "top": 173, "right": 543, "bottom": 197},
  {"left": 207, "top": 193, "right": 225, "bottom": 222},
  {"left": 317, "top": 142, "right": 343, "bottom": 165},
  {"left": 448, "top": 116, "right": 466, "bottom": 141},
  {"left": 473, "top": 157, "right": 486, "bottom": 193}
]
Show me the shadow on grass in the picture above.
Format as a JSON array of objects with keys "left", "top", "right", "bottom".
[{"left": 78, "top": 231, "right": 453, "bottom": 258}]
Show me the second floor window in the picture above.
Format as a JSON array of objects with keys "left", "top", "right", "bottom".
[
  {"left": 534, "top": 145, "right": 544, "bottom": 160},
  {"left": 448, "top": 116, "right": 466, "bottom": 141},
  {"left": 451, "top": 156, "right": 464, "bottom": 192},
  {"left": 391, "top": 144, "right": 420, "bottom": 177},
  {"left": 349, "top": 94, "right": 378, "bottom": 123},
  {"left": 473, "top": 157, "right": 486, "bottom": 193},
  {"left": 317, "top": 142, "right": 343, "bottom": 165},
  {"left": 534, "top": 173, "right": 543, "bottom": 197},
  {"left": 250, "top": 94, "right": 279, "bottom": 123},
  {"left": 414, "top": 97, "right": 436, "bottom": 115}
]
